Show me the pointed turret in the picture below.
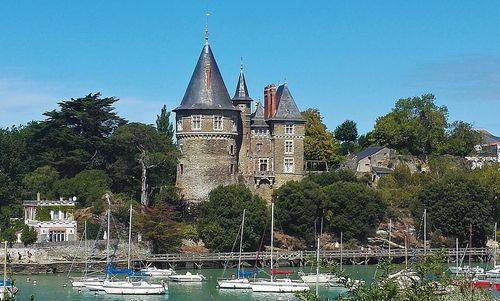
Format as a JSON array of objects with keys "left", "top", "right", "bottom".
[
  {"left": 271, "top": 84, "right": 304, "bottom": 122},
  {"left": 232, "top": 63, "right": 252, "bottom": 101},
  {"left": 174, "top": 42, "right": 235, "bottom": 111}
]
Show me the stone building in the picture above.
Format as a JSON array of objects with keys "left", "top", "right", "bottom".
[
  {"left": 174, "top": 35, "right": 305, "bottom": 202},
  {"left": 23, "top": 193, "right": 77, "bottom": 242}
]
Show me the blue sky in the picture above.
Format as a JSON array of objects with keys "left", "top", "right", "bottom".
[{"left": 1, "top": 1, "right": 500, "bottom": 135}]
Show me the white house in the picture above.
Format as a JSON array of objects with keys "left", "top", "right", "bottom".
[{"left": 23, "top": 193, "right": 77, "bottom": 242}]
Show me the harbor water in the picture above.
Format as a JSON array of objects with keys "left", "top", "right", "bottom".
[{"left": 12, "top": 265, "right": 500, "bottom": 301}]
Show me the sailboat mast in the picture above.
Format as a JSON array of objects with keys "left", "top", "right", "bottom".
[
  {"left": 270, "top": 202, "right": 274, "bottom": 282},
  {"left": 128, "top": 203, "right": 132, "bottom": 270},
  {"left": 423, "top": 209, "right": 427, "bottom": 257},
  {"left": 494, "top": 222, "right": 497, "bottom": 267},
  {"left": 106, "top": 194, "right": 111, "bottom": 279},
  {"left": 237, "top": 210, "right": 246, "bottom": 279},
  {"left": 84, "top": 220, "right": 87, "bottom": 277},
  {"left": 315, "top": 236, "right": 320, "bottom": 297},
  {"left": 456, "top": 238, "right": 459, "bottom": 276},
  {"left": 3, "top": 241, "right": 7, "bottom": 289},
  {"left": 388, "top": 219, "right": 392, "bottom": 261},
  {"left": 340, "top": 232, "right": 343, "bottom": 271}
]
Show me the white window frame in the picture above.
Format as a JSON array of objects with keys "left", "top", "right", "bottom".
[
  {"left": 259, "top": 158, "right": 269, "bottom": 172},
  {"left": 191, "top": 115, "right": 202, "bottom": 130},
  {"left": 284, "top": 158, "right": 294, "bottom": 173},
  {"left": 285, "top": 124, "right": 294, "bottom": 135},
  {"left": 213, "top": 115, "right": 223, "bottom": 131},
  {"left": 256, "top": 143, "right": 263, "bottom": 152},
  {"left": 285, "top": 140, "right": 294, "bottom": 154}
]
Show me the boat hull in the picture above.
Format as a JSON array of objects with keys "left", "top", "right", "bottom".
[
  {"left": 300, "top": 273, "right": 339, "bottom": 284},
  {"left": 250, "top": 280, "right": 310, "bottom": 293},
  {"left": 217, "top": 278, "right": 251, "bottom": 289}
]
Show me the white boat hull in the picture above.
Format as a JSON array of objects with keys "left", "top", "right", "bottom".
[
  {"left": 71, "top": 277, "right": 104, "bottom": 288},
  {"left": 99, "top": 281, "right": 166, "bottom": 295},
  {"left": 217, "top": 278, "right": 251, "bottom": 289},
  {"left": 140, "top": 267, "right": 175, "bottom": 277},
  {"left": 250, "top": 279, "right": 310, "bottom": 293},
  {"left": 169, "top": 272, "right": 205, "bottom": 282},
  {"left": 300, "top": 273, "right": 339, "bottom": 283}
]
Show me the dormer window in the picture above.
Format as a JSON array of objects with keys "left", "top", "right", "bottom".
[
  {"left": 213, "top": 115, "right": 223, "bottom": 131},
  {"left": 285, "top": 124, "right": 294, "bottom": 134},
  {"left": 192, "top": 115, "right": 202, "bottom": 130}
]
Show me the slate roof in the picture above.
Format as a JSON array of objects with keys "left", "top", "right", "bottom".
[
  {"left": 250, "top": 102, "right": 268, "bottom": 128},
  {"left": 479, "top": 130, "right": 500, "bottom": 145},
  {"left": 270, "top": 84, "right": 304, "bottom": 122},
  {"left": 356, "top": 146, "right": 385, "bottom": 161},
  {"left": 372, "top": 166, "right": 393, "bottom": 174},
  {"left": 232, "top": 67, "right": 252, "bottom": 101},
  {"left": 174, "top": 42, "right": 236, "bottom": 111}
]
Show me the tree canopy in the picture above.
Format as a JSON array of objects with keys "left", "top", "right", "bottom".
[
  {"left": 302, "top": 108, "right": 342, "bottom": 165},
  {"left": 197, "top": 185, "right": 268, "bottom": 252},
  {"left": 334, "top": 120, "right": 358, "bottom": 155}
]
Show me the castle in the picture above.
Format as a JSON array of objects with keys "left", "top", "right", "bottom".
[{"left": 173, "top": 35, "right": 305, "bottom": 202}]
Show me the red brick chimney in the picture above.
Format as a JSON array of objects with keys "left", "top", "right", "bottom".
[
  {"left": 264, "top": 85, "right": 270, "bottom": 119},
  {"left": 269, "top": 84, "right": 277, "bottom": 118}
]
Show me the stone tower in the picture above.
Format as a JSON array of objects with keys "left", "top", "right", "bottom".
[
  {"left": 232, "top": 64, "right": 253, "bottom": 177},
  {"left": 173, "top": 37, "right": 239, "bottom": 203}
]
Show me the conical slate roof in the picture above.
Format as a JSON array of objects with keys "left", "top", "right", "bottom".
[
  {"left": 174, "top": 43, "right": 236, "bottom": 111},
  {"left": 250, "top": 102, "right": 268, "bottom": 128},
  {"left": 272, "top": 84, "right": 305, "bottom": 122},
  {"left": 232, "top": 66, "right": 252, "bottom": 101}
]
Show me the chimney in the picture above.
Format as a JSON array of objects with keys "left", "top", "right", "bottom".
[
  {"left": 37, "top": 192, "right": 41, "bottom": 202},
  {"left": 269, "top": 84, "right": 277, "bottom": 118},
  {"left": 264, "top": 85, "right": 270, "bottom": 119}
]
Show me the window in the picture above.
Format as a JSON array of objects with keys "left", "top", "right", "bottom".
[
  {"left": 259, "top": 158, "right": 268, "bottom": 172},
  {"left": 256, "top": 143, "right": 263, "bottom": 152},
  {"left": 285, "top": 124, "right": 294, "bottom": 134},
  {"left": 177, "top": 119, "right": 183, "bottom": 131},
  {"left": 179, "top": 164, "right": 184, "bottom": 175},
  {"left": 285, "top": 140, "right": 293, "bottom": 154},
  {"left": 230, "top": 145, "right": 235, "bottom": 155},
  {"left": 377, "top": 162, "right": 382, "bottom": 167},
  {"left": 192, "top": 115, "right": 201, "bottom": 130},
  {"left": 179, "top": 144, "right": 183, "bottom": 154},
  {"left": 213, "top": 115, "right": 223, "bottom": 130},
  {"left": 232, "top": 118, "right": 237, "bottom": 131},
  {"left": 284, "top": 158, "right": 294, "bottom": 173},
  {"left": 230, "top": 164, "right": 234, "bottom": 174}
]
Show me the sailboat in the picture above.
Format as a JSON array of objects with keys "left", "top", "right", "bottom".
[
  {"left": 300, "top": 230, "right": 339, "bottom": 284},
  {"left": 217, "top": 210, "right": 252, "bottom": 289},
  {"left": 485, "top": 222, "right": 500, "bottom": 279},
  {"left": 1, "top": 241, "right": 18, "bottom": 301},
  {"left": 88, "top": 202, "right": 166, "bottom": 295},
  {"left": 250, "top": 203, "right": 309, "bottom": 293}
]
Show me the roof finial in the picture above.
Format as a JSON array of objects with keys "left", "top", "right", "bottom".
[
  {"left": 240, "top": 57, "right": 244, "bottom": 71},
  {"left": 205, "top": 11, "right": 210, "bottom": 46}
]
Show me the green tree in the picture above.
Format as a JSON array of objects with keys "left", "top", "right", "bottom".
[
  {"left": 373, "top": 94, "right": 448, "bottom": 156},
  {"left": 21, "top": 225, "right": 37, "bottom": 246},
  {"left": 302, "top": 109, "right": 342, "bottom": 165},
  {"left": 323, "top": 182, "right": 386, "bottom": 242},
  {"left": 198, "top": 185, "right": 268, "bottom": 252},
  {"left": 21, "top": 165, "right": 60, "bottom": 199},
  {"left": 445, "top": 121, "right": 482, "bottom": 157},
  {"left": 135, "top": 203, "right": 182, "bottom": 253},
  {"left": 28, "top": 93, "right": 125, "bottom": 176},
  {"left": 53, "top": 169, "right": 111, "bottom": 208},
  {"left": 274, "top": 180, "right": 323, "bottom": 244},
  {"left": 418, "top": 172, "right": 492, "bottom": 246},
  {"left": 108, "top": 123, "right": 177, "bottom": 203},
  {"left": 156, "top": 105, "right": 174, "bottom": 143},
  {"left": 334, "top": 120, "right": 358, "bottom": 155}
]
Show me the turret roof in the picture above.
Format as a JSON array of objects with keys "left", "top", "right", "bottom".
[
  {"left": 271, "top": 84, "right": 305, "bottom": 122},
  {"left": 174, "top": 43, "right": 236, "bottom": 111},
  {"left": 250, "top": 102, "right": 268, "bottom": 128},
  {"left": 232, "top": 65, "right": 252, "bottom": 101}
]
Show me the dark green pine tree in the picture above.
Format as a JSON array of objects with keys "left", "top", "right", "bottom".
[{"left": 156, "top": 105, "right": 174, "bottom": 144}]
